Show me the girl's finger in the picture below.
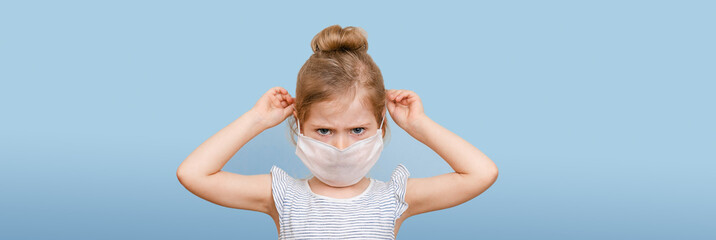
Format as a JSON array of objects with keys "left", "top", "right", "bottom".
[
  {"left": 400, "top": 90, "right": 411, "bottom": 99},
  {"left": 386, "top": 98, "right": 396, "bottom": 111},
  {"left": 283, "top": 103, "right": 295, "bottom": 116},
  {"left": 394, "top": 90, "right": 402, "bottom": 101},
  {"left": 387, "top": 89, "right": 397, "bottom": 99},
  {"left": 396, "top": 91, "right": 407, "bottom": 102},
  {"left": 395, "top": 90, "right": 405, "bottom": 101},
  {"left": 279, "top": 92, "right": 292, "bottom": 101},
  {"left": 271, "top": 87, "right": 282, "bottom": 95},
  {"left": 405, "top": 94, "right": 416, "bottom": 104},
  {"left": 270, "top": 94, "right": 282, "bottom": 108}
]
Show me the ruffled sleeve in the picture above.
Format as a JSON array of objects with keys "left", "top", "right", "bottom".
[
  {"left": 389, "top": 164, "right": 411, "bottom": 222},
  {"left": 270, "top": 165, "right": 294, "bottom": 219}
]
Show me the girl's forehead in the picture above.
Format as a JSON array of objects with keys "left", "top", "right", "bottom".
[{"left": 305, "top": 98, "right": 375, "bottom": 126}]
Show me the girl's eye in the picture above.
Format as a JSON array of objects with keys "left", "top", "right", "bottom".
[
  {"left": 351, "top": 127, "right": 365, "bottom": 135},
  {"left": 316, "top": 129, "right": 331, "bottom": 135}
]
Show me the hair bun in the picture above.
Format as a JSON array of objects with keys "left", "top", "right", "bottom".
[{"left": 311, "top": 25, "right": 368, "bottom": 53}]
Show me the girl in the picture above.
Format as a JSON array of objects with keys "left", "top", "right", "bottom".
[{"left": 177, "top": 25, "right": 499, "bottom": 239}]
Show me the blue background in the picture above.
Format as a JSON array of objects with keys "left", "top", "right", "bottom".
[{"left": 1, "top": 0, "right": 714, "bottom": 239}]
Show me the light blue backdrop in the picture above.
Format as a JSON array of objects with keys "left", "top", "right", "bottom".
[{"left": 1, "top": 1, "right": 713, "bottom": 239}]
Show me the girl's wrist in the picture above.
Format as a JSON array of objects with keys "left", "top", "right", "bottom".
[
  {"left": 406, "top": 114, "right": 432, "bottom": 142},
  {"left": 243, "top": 109, "right": 270, "bottom": 131}
]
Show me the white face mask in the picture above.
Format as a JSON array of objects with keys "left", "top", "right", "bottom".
[{"left": 295, "top": 112, "right": 385, "bottom": 187}]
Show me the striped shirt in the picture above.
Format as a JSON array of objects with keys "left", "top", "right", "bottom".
[{"left": 270, "top": 164, "right": 410, "bottom": 239}]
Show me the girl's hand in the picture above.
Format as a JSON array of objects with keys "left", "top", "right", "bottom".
[
  {"left": 386, "top": 89, "right": 428, "bottom": 133},
  {"left": 249, "top": 87, "right": 295, "bottom": 130}
]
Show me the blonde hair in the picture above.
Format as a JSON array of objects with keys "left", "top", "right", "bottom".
[{"left": 287, "top": 24, "right": 389, "bottom": 146}]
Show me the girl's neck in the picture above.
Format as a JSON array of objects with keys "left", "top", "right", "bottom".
[{"left": 307, "top": 177, "right": 371, "bottom": 199}]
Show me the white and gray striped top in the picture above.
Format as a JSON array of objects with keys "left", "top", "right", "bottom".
[{"left": 270, "top": 164, "right": 410, "bottom": 239}]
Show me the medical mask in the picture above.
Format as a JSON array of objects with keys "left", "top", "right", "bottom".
[{"left": 294, "top": 113, "right": 385, "bottom": 187}]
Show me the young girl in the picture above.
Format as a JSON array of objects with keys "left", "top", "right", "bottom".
[{"left": 177, "top": 25, "right": 498, "bottom": 239}]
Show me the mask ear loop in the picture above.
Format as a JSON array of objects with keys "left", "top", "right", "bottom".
[
  {"left": 379, "top": 107, "right": 386, "bottom": 130},
  {"left": 292, "top": 105, "right": 302, "bottom": 135}
]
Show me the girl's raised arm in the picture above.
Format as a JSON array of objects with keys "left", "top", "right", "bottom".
[
  {"left": 176, "top": 87, "right": 295, "bottom": 215},
  {"left": 386, "top": 89, "right": 499, "bottom": 218}
]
